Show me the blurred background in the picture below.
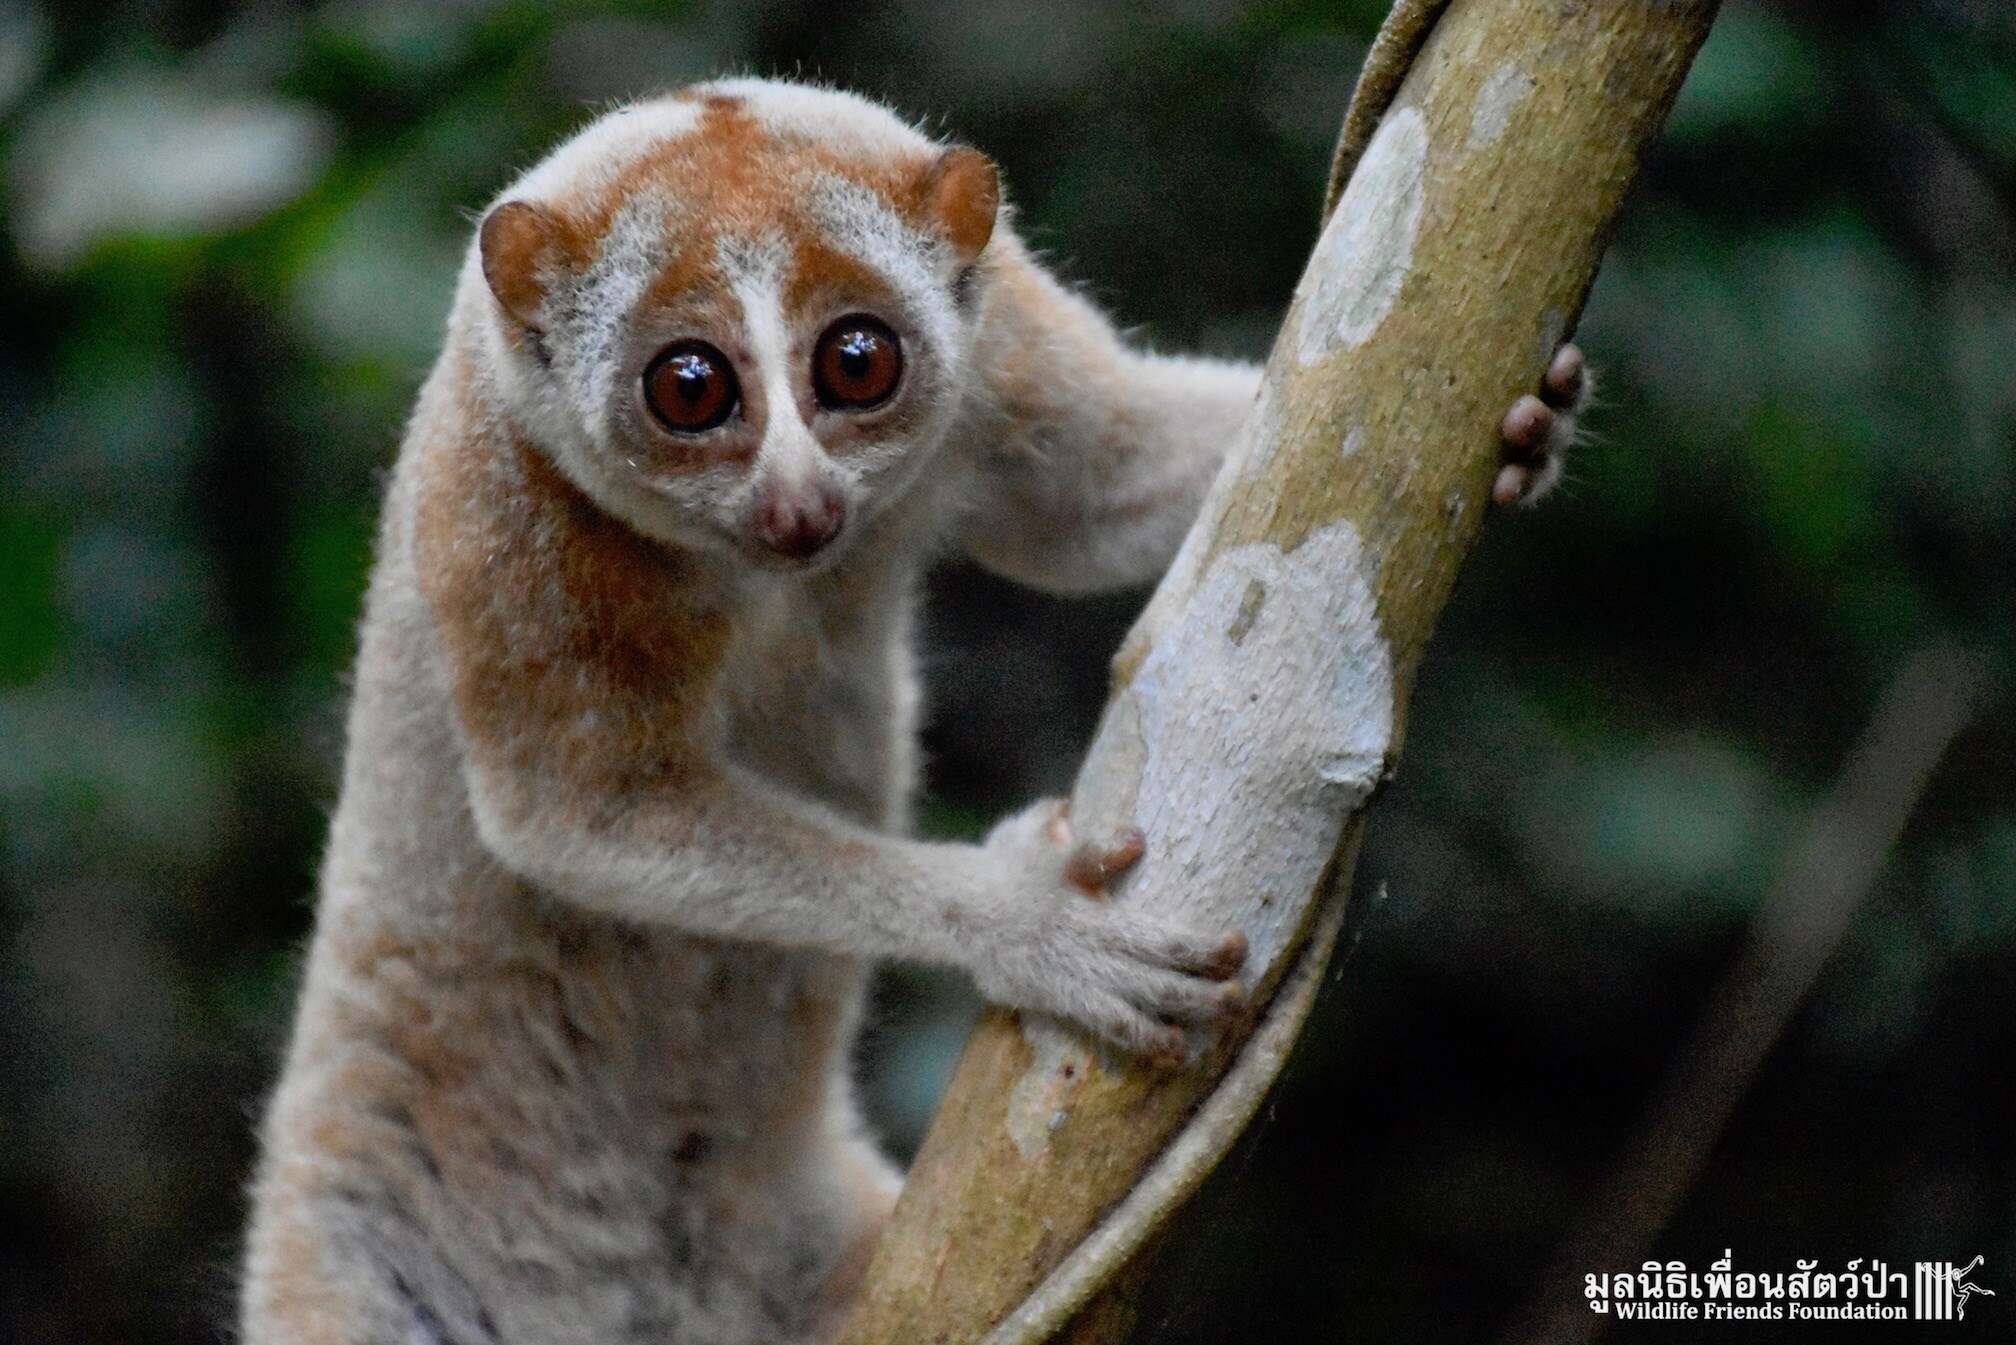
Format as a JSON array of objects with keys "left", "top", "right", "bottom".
[{"left": 2, "top": 0, "right": 2012, "bottom": 1341}]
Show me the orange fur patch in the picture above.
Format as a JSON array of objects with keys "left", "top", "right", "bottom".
[
  {"left": 782, "top": 238, "right": 899, "bottom": 318},
  {"left": 552, "top": 94, "right": 993, "bottom": 323},
  {"left": 412, "top": 359, "right": 731, "bottom": 811}
]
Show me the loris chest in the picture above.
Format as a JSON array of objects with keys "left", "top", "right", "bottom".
[{"left": 715, "top": 580, "right": 920, "bottom": 831}]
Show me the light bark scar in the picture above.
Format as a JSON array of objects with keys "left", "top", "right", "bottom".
[
  {"left": 1074, "top": 522, "right": 1394, "bottom": 977},
  {"left": 1239, "top": 378, "right": 1288, "bottom": 474},
  {"left": 1295, "top": 106, "right": 1427, "bottom": 367},
  {"left": 1469, "top": 62, "right": 1534, "bottom": 149},
  {"left": 1006, "top": 1023, "right": 1095, "bottom": 1160}
]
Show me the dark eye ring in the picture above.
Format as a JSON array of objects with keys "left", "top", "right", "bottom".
[
  {"left": 813, "top": 316, "right": 903, "bottom": 411},
  {"left": 644, "top": 340, "right": 739, "bottom": 434}
]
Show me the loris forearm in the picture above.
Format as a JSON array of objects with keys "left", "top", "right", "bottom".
[
  {"left": 465, "top": 751, "right": 1246, "bottom": 1056},
  {"left": 467, "top": 751, "right": 990, "bottom": 963}
]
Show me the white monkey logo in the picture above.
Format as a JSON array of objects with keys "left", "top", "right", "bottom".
[{"left": 1952, "top": 1255, "right": 1994, "bottom": 1321}]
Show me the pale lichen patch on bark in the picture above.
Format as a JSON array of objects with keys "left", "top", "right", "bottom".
[
  {"left": 1295, "top": 106, "right": 1429, "bottom": 367},
  {"left": 1080, "top": 522, "right": 1392, "bottom": 976},
  {"left": 1469, "top": 61, "right": 1535, "bottom": 149},
  {"left": 1005, "top": 1023, "right": 1096, "bottom": 1161}
]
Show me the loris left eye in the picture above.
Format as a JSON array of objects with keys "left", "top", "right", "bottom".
[{"left": 813, "top": 317, "right": 902, "bottom": 411}]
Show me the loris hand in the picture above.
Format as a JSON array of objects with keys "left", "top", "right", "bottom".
[
  {"left": 969, "top": 800, "right": 1247, "bottom": 1064},
  {"left": 1495, "top": 342, "right": 1591, "bottom": 506}
]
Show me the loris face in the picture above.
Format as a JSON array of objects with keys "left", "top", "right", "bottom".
[{"left": 470, "top": 80, "right": 999, "bottom": 571}]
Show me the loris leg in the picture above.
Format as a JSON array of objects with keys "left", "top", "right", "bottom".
[{"left": 1495, "top": 342, "right": 1591, "bottom": 506}]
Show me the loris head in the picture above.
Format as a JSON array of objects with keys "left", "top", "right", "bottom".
[{"left": 464, "top": 79, "right": 1000, "bottom": 570}]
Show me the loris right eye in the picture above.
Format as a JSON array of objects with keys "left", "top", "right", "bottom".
[{"left": 645, "top": 341, "right": 739, "bottom": 433}]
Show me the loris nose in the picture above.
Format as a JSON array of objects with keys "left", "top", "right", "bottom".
[{"left": 753, "top": 486, "right": 845, "bottom": 560}]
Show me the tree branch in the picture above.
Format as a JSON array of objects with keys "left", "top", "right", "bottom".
[{"left": 842, "top": 3, "right": 1721, "bottom": 1340}]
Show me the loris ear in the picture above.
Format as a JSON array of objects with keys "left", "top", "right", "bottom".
[
  {"left": 923, "top": 147, "right": 999, "bottom": 262},
  {"left": 480, "top": 200, "right": 566, "bottom": 329}
]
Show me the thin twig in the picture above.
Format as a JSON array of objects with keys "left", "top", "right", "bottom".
[
  {"left": 1501, "top": 645, "right": 1990, "bottom": 1345},
  {"left": 1323, "top": 0, "right": 1452, "bottom": 219}
]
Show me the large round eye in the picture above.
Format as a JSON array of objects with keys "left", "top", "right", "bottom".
[
  {"left": 813, "top": 316, "right": 902, "bottom": 411},
  {"left": 645, "top": 341, "right": 739, "bottom": 433}
]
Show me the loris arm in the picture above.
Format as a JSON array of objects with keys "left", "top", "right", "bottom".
[
  {"left": 411, "top": 430, "right": 1244, "bottom": 1059},
  {"left": 952, "top": 232, "right": 1260, "bottom": 595},
  {"left": 953, "top": 233, "right": 1588, "bottom": 592},
  {"left": 461, "top": 686, "right": 1244, "bottom": 1062}
]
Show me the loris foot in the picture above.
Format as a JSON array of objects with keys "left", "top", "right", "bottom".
[{"left": 1494, "top": 342, "right": 1590, "bottom": 506}]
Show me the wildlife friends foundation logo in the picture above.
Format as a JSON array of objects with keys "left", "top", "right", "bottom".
[
  {"left": 1917, "top": 1256, "right": 1995, "bottom": 1322},
  {"left": 1584, "top": 1251, "right": 1994, "bottom": 1323}
]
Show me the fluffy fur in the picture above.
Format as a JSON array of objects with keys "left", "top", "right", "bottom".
[
  {"left": 241, "top": 81, "right": 1256, "bottom": 1345},
  {"left": 241, "top": 79, "right": 1578, "bottom": 1345}
]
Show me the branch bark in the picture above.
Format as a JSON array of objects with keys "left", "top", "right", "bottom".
[{"left": 842, "top": 3, "right": 1720, "bottom": 1340}]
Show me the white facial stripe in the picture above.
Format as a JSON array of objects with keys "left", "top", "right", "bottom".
[{"left": 723, "top": 235, "right": 824, "bottom": 484}]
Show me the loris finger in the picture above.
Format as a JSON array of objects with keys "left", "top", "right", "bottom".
[
  {"left": 1542, "top": 342, "right": 1586, "bottom": 409},
  {"left": 1499, "top": 393, "right": 1557, "bottom": 464},
  {"left": 1493, "top": 462, "right": 1538, "bottom": 506},
  {"left": 1063, "top": 826, "right": 1146, "bottom": 894}
]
